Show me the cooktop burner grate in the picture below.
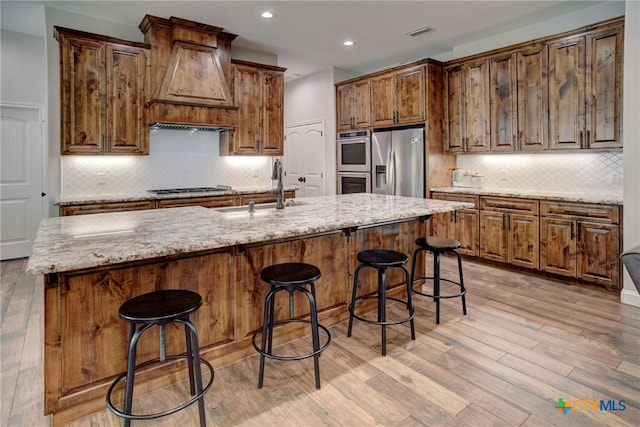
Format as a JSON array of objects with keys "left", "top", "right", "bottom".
[{"left": 148, "top": 185, "right": 233, "bottom": 195}]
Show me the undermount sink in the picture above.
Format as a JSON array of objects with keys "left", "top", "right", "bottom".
[{"left": 214, "top": 200, "right": 304, "bottom": 216}]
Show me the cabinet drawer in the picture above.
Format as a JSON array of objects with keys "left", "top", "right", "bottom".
[
  {"left": 239, "top": 190, "right": 295, "bottom": 205},
  {"left": 540, "top": 201, "right": 620, "bottom": 224},
  {"left": 431, "top": 192, "right": 479, "bottom": 209},
  {"left": 59, "top": 200, "right": 154, "bottom": 216},
  {"left": 156, "top": 196, "right": 238, "bottom": 209},
  {"left": 480, "top": 196, "right": 538, "bottom": 215}
]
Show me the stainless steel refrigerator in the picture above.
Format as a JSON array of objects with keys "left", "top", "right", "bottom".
[{"left": 371, "top": 126, "right": 425, "bottom": 198}]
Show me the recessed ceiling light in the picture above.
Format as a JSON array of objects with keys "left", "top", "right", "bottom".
[
  {"left": 343, "top": 40, "right": 354, "bottom": 46},
  {"left": 261, "top": 11, "right": 274, "bottom": 19}
]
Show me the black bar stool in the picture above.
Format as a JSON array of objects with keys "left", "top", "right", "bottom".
[
  {"left": 252, "top": 262, "right": 331, "bottom": 389},
  {"left": 347, "top": 249, "right": 415, "bottom": 356},
  {"left": 410, "top": 236, "right": 467, "bottom": 324},
  {"left": 106, "top": 289, "right": 214, "bottom": 427}
]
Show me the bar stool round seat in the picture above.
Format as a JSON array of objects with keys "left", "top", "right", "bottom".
[
  {"left": 347, "top": 249, "right": 416, "bottom": 356},
  {"left": 252, "top": 263, "right": 331, "bottom": 390},
  {"left": 106, "top": 289, "right": 214, "bottom": 427},
  {"left": 411, "top": 236, "right": 467, "bottom": 324}
]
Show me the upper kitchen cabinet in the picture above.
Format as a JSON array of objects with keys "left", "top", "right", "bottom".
[
  {"left": 548, "top": 20, "right": 623, "bottom": 150},
  {"left": 489, "top": 45, "right": 549, "bottom": 152},
  {"left": 56, "top": 27, "right": 150, "bottom": 155},
  {"left": 371, "top": 65, "right": 425, "bottom": 127},
  {"left": 444, "top": 59, "right": 490, "bottom": 153},
  {"left": 220, "top": 60, "right": 285, "bottom": 155},
  {"left": 516, "top": 45, "right": 549, "bottom": 151},
  {"left": 336, "top": 79, "right": 371, "bottom": 131}
]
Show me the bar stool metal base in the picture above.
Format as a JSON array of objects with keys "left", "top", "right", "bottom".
[
  {"left": 105, "top": 290, "right": 213, "bottom": 427},
  {"left": 106, "top": 354, "right": 214, "bottom": 421},
  {"left": 347, "top": 249, "right": 416, "bottom": 356},
  {"left": 411, "top": 237, "right": 467, "bottom": 324},
  {"left": 254, "top": 263, "right": 331, "bottom": 390}
]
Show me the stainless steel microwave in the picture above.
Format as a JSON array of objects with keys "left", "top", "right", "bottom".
[{"left": 337, "top": 130, "right": 370, "bottom": 172}]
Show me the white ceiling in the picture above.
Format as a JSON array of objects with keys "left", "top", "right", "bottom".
[{"left": 0, "top": 1, "right": 619, "bottom": 81}]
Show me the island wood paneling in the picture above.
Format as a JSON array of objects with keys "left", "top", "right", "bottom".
[
  {"left": 5, "top": 256, "right": 640, "bottom": 427},
  {"left": 41, "top": 218, "right": 427, "bottom": 425}
]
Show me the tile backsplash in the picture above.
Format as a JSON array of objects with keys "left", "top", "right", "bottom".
[
  {"left": 456, "top": 152, "right": 623, "bottom": 192},
  {"left": 61, "top": 129, "right": 275, "bottom": 197}
]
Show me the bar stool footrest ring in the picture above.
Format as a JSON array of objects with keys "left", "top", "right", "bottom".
[
  {"left": 106, "top": 354, "right": 214, "bottom": 421},
  {"left": 350, "top": 295, "right": 415, "bottom": 326},
  {"left": 252, "top": 318, "right": 331, "bottom": 361},
  {"left": 412, "top": 276, "right": 467, "bottom": 299}
]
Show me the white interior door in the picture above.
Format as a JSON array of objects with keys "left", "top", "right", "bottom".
[
  {"left": 1, "top": 105, "right": 45, "bottom": 260},
  {"left": 284, "top": 121, "right": 325, "bottom": 198}
]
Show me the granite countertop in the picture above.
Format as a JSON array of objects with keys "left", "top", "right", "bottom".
[
  {"left": 431, "top": 187, "right": 623, "bottom": 205},
  {"left": 56, "top": 186, "right": 299, "bottom": 205},
  {"left": 26, "top": 194, "right": 473, "bottom": 275}
]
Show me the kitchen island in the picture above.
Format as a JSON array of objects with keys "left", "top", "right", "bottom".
[{"left": 26, "top": 193, "right": 472, "bottom": 425}]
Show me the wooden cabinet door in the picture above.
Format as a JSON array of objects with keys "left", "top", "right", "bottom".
[
  {"left": 336, "top": 80, "right": 371, "bottom": 131},
  {"left": 540, "top": 217, "right": 577, "bottom": 277},
  {"left": 480, "top": 210, "right": 508, "bottom": 262},
  {"left": 509, "top": 214, "right": 539, "bottom": 269},
  {"left": 60, "top": 36, "right": 106, "bottom": 154},
  {"left": 106, "top": 44, "right": 149, "bottom": 154},
  {"left": 371, "top": 72, "right": 395, "bottom": 127},
  {"left": 549, "top": 35, "right": 585, "bottom": 150},
  {"left": 577, "top": 222, "right": 619, "bottom": 287},
  {"left": 444, "top": 66, "right": 465, "bottom": 153},
  {"left": 454, "top": 209, "right": 479, "bottom": 257},
  {"left": 431, "top": 212, "right": 453, "bottom": 240},
  {"left": 490, "top": 53, "right": 517, "bottom": 152},
  {"left": 463, "top": 59, "right": 490, "bottom": 152},
  {"left": 260, "top": 69, "right": 284, "bottom": 155},
  {"left": 232, "top": 64, "right": 261, "bottom": 153},
  {"left": 517, "top": 45, "right": 548, "bottom": 151},
  {"left": 585, "top": 26, "right": 623, "bottom": 149},
  {"left": 352, "top": 79, "right": 371, "bottom": 129},
  {"left": 336, "top": 84, "right": 354, "bottom": 131},
  {"left": 395, "top": 65, "right": 425, "bottom": 125}
]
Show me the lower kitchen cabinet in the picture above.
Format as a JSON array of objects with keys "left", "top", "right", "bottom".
[
  {"left": 431, "top": 193, "right": 479, "bottom": 256},
  {"left": 156, "top": 196, "right": 238, "bottom": 209},
  {"left": 479, "top": 196, "right": 539, "bottom": 269},
  {"left": 430, "top": 192, "right": 622, "bottom": 289},
  {"left": 59, "top": 200, "right": 155, "bottom": 216},
  {"left": 60, "top": 191, "right": 296, "bottom": 216},
  {"left": 540, "top": 201, "right": 620, "bottom": 288},
  {"left": 239, "top": 190, "right": 295, "bottom": 205}
]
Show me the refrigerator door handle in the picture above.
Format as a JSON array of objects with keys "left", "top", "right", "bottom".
[
  {"left": 390, "top": 149, "right": 397, "bottom": 195},
  {"left": 385, "top": 147, "right": 393, "bottom": 195}
]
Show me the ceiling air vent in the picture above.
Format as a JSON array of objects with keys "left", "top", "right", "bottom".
[{"left": 404, "top": 26, "right": 432, "bottom": 37}]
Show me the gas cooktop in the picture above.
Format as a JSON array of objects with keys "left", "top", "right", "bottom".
[{"left": 148, "top": 185, "right": 233, "bottom": 195}]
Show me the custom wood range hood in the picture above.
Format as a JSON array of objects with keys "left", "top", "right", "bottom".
[{"left": 139, "top": 15, "right": 239, "bottom": 131}]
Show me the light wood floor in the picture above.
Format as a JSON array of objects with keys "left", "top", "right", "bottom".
[{"left": 2, "top": 256, "right": 639, "bottom": 426}]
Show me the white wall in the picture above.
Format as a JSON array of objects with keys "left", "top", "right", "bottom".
[
  {"left": 0, "top": 29, "right": 46, "bottom": 105},
  {"left": 622, "top": 0, "right": 640, "bottom": 307},
  {"left": 284, "top": 68, "right": 337, "bottom": 195}
]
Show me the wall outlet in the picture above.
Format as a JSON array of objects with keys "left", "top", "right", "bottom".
[
  {"left": 610, "top": 172, "right": 620, "bottom": 185},
  {"left": 252, "top": 168, "right": 258, "bottom": 177},
  {"left": 500, "top": 169, "right": 508, "bottom": 181},
  {"left": 96, "top": 172, "right": 106, "bottom": 185}
]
